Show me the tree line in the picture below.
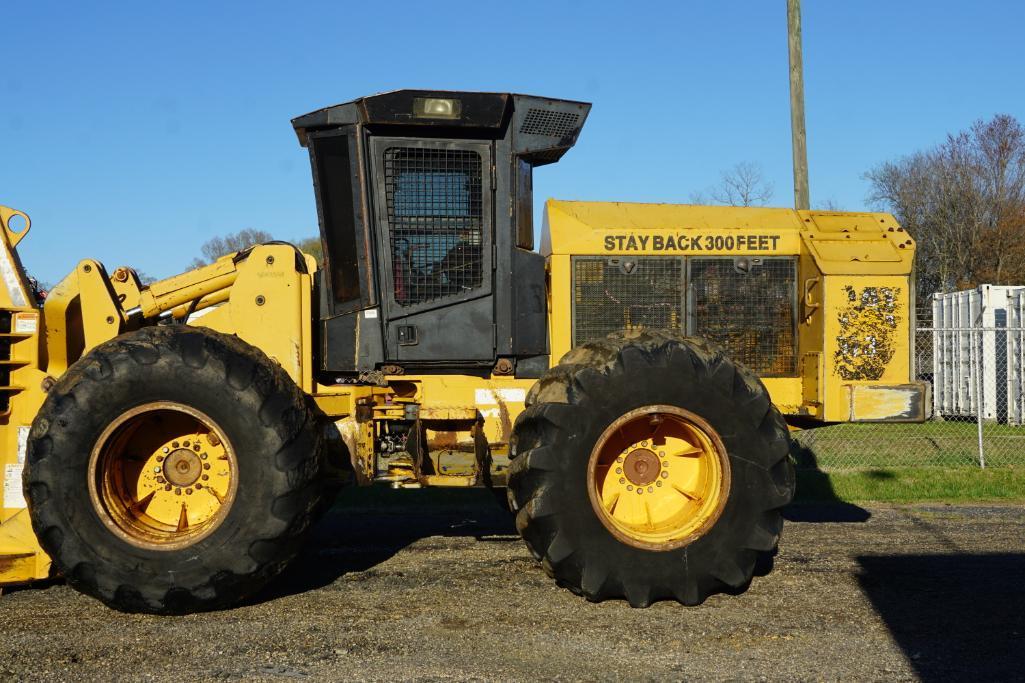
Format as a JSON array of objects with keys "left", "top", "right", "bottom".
[
  {"left": 866, "top": 114, "right": 1025, "bottom": 301},
  {"left": 190, "top": 229, "right": 322, "bottom": 268}
]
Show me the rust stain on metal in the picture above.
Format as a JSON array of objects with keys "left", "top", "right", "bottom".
[
  {"left": 0, "top": 553, "right": 35, "bottom": 577},
  {"left": 834, "top": 285, "right": 901, "bottom": 380},
  {"left": 430, "top": 430, "right": 459, "bottom": 449},
  {"left": 493, "top": 395, "right": 513, "bottom": 446}
]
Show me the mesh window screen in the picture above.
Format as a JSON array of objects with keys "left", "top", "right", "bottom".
[
  {"left": 573, "top": 257, "right": 684, "bottom": 345},
  {"left": 383, "top": 147, "right": 484, "bottom": 307},
  {"left": 689, "top": 258, "right": 797, "bottom": 375}
]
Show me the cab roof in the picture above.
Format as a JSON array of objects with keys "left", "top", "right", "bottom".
[{"left": 291, "top": 89, "right": 591, "bottom": 148}]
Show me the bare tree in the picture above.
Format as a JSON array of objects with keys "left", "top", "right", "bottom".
[
  {"left": 709, "top": 162, "right": 775, "bottom": 207},
  {"left": 866, "top": 114, "right": 1025, "bottom": 300},
  {"left": 192, "top": 229, "right": 274, "bottom": 268}
]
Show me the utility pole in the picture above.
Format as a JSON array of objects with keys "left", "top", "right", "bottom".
[{"left": 787, "top": 0, "right": 810, "bottom": 210}]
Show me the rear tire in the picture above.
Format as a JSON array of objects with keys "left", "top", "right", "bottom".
[
  {"left": 508, "top": 330, "right": 794, "bottom": 607},
  {"left": 24, "top": 326, "right": 323, "bottom": 614}
]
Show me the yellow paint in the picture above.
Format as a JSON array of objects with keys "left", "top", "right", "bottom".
[
  {"left": 91, "top": 407, "right": 233, "bottom": 548},
  {"left": 0, "top": 206, "right": 31, "bottom": 249},
  {"left": 822, "top": 276, "right": 910, "bottom": 421},
  {"left": 421, "top": 475, "right": 477, "bottom": 487},
  {"left": 762, "top": 378, "right": 805, "bottom": 415},
  {"left": 313, "top": 394, "right": 352, "bottom": 417},
  {"left": 419, "top": 406, "right": 478, "bottom": 420},
  {"left": 0, "top": 207, "right": 51, "bottom": 584},
  {"left": 0, "top": 510, "right": 51, "bottom": 583},
  {"left": 544, "top": 200, "right": 915, "bottom": 422},
  {"left": 0, "top": 195, "right": 921, "bottom": 586},
  {"left": 139, "top": 256, "right": 238, "bottom": 317},
  {"left": 589, "top": 407, "right": 729, "bottom": 549},
  {"left": 542, "top": 200, "right": 805, "bottom": 256},
  {"left": 191, "top": 245, "right": 313, "bottom": 391}
]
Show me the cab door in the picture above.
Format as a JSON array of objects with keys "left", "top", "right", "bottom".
[{"left": 369, "top": 137, "right": 495, "bottom": 364}]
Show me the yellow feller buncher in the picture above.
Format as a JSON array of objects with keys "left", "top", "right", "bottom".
[{"left": 0, "top": 91, "right": 923, "bottom": 613}]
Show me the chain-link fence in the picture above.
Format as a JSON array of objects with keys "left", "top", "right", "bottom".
[{"left": 792, "top": 311, "right": 1025, "bottom": 471}]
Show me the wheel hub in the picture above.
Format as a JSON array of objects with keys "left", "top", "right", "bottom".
[
  {"left": 163, "top": 449, "right": 202, "bottom": 487},
  {"left": 623, "top": 448, "right": 661, "bottom": 486},
  {"left": 88, "top": 402, "right": 237, "bottom": 551},
  {"left": 587, "top": 405, "right": 731, "bottom": 551}
]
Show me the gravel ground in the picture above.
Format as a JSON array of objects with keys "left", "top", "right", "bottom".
[{"left": 1, "top": 490, "right": 1023, "bottom": 682}]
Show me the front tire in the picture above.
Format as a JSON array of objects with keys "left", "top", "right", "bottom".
[
  {"left": 24, "top": 326, "right": 323, "bottom": 614},
  {"left": 508, "top": 330, "right": 794, "bottom": 607}
]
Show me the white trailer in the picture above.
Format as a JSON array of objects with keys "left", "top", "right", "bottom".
[
  {"left": 931, "top": 285, "right": 1025, "bottom": 424},
  {"left": 1008, "top": 289, "right": 1025, "bottom": 425}
]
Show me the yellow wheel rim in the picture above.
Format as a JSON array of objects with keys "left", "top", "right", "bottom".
[
  {"left": 88, "top": 402, "right": 238, "bottom": 551},
  {"left": 587, "top": 405, "right": 730, "bottom": 551}
]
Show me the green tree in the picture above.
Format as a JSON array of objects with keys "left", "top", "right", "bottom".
[{"left": 294, "top": 236, "right": 323, "bottom": 265}]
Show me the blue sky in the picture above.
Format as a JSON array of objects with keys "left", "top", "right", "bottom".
[{"left": 3, "top": 1, "right": 1023, "bottom": 285}]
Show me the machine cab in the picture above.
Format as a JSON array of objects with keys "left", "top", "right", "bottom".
[{"left": 292, "top": 90, "right": 590, "bottom": 377}]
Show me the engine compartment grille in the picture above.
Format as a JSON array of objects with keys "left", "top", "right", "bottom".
[
  {"left": 573, "top": 258, "right": 684, "bottom": 346},
  {"left": 572, "top": 256, "right": 797, "bottom": 376},
  {"left": 383, "top": 147, "right": 483, "bottom": 307},
  {"left": 688, "top": 258, "right": 797, "bottom": 375}
]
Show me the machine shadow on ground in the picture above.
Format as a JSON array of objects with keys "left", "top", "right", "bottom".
[
  {"left": 788, "top": 440, "right": 872, "bottom": 523},
  {"left": 251, "top": 487, "right": 519, "bottom": 605},
  {"left": 252, "top": 478, "right": 871, "bottom": 607},
  {"left": 857, "top": 553, "right": 1025, "bottom": 681}
]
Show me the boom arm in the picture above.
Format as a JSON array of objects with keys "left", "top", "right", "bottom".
[{"left": 41, "top": 253, "right": 241, "bottom": 377}]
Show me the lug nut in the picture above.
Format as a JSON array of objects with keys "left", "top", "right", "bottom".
[
  {"left": 619, "top": 477, "right": 626, "bottom": 484},
  {"left": 153, "top": 466, "right": 161, "bottom": 473},
  {"left": 636, "top": 488, "right": 643, "bottom": 495},
  {"left": 616, "top": 456, "right": 624, "bottom": 463},
  {"left": 202, "top": 474, "right": 209, "bottom": 481},
  {"left": 163, "top": 447, "right": 170, "bottom": 454},
  {"left": 615, "top": 467, "right": 622, "bottom": 474},
  {"left": 660, "top": 471, "right": 669, "bottom": 479},
  {"left": 627, "top": 485, "right": 634, "bottom": 491},
  {"left": 165, "top": 484, "right": 172, "bottom": 491},
  {"left": 175, "top": 488, "right": 182, "bottom": 495},
  {"left": 195, "top": 483, "right": 203, "bottom": 489},
  {"left": 156, "top": 455, "right": 164, "bottom": 462},
  {"left": 662, "top": 461, "right": 669, "bottom": 468},
  {"left": 193, "top": 444, "right": 201, "bottom": 452},
  {"left": 185, "top": 488, "right": 193, "bottom": 495},
  {"left": 656, "top": 481, "right": 663, "bottom": 487},
  {"left": 203, "top": 463, "right": 211, "bottom": 470},
  {"left": 201, "top": 453, "right": 208, "bottom": 460},
  {"left": 172, "top": 441, "right": 179, "bottom": 448},
  {"left": 647, "top": 486, "right": 654, "bottom": 493},
  {"left": 659, "top": 451, "right": 665, "bottom": 457},
  {"left": 183, "top": 440, "right": 190, "bottom": 448},
  {"left": 156, "top": 476, "right": 165, "bottom": 484}
]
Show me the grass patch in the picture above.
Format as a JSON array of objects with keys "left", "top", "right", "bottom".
[
  {"left": 792, "top": 421, "right": 1025, "bottom": 469},
  {"left": 795, "top": 466, "right": 1025, "bottom": 504}
]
